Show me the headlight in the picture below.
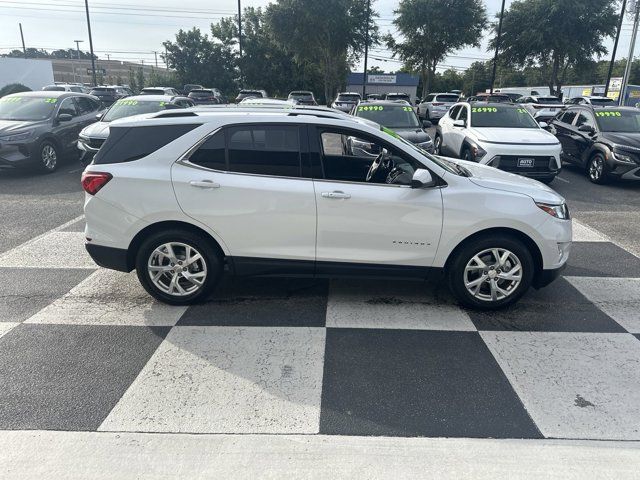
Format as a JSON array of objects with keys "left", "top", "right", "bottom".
[
  {"left": 0, "top": 131, "right": 33, "bottom": 142},
  {"left": 417, "top": 140, "right": 433, "bottom": 150},
  {"left": 535, "top": 201, "right": 570, "bottom": 220},
  {"left": 612, "top": 148, "right": 637, "bottom": 165},
  {"left": 471, "top": 144, "right": 487, "bottom": 159}
]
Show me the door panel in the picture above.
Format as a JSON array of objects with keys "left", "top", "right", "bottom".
[
  {"left": 313, "top": 180, "right": 443, "bottom": 267},
  {"left": 172, "top": 162, "right": 317, "bottom": 261}
]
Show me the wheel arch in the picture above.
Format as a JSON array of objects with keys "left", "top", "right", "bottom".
[
  {"left": 443, "top": 226, "right": 543, "bottom": 281},
  {"left": 126, "top": 220, "right": 226, "bottom": 271},
  {"left": 582, "top": 143, "right": 610, "bottom": 168}
]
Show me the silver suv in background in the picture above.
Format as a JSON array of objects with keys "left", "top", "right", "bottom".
[
  {"left": 565, "top": 96, "right": 617, "bottom": 107},
  {"left": 332, "top": 92, "right": 361, "bottom": 112},
  {"left": 416, "top": 93, "right": 460, "bottom": 122}
]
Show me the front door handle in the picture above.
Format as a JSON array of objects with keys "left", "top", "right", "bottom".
[
  {"left": 321, "top": 191, "right": 351, "bottom": 199},
  {"left": 189, "top": 180, "right": 220, "bottom": 189}
]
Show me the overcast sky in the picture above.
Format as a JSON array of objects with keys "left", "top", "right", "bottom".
[{"left": 0, "top": 0, "right": 636, "bottom": 74}]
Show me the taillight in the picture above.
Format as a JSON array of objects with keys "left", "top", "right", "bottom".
[
  {"left": 432, "top": 102, "right": 444, "bottom": 106},
  {"left": 82, "top": 171, "right": 112, "bottom": 195}
]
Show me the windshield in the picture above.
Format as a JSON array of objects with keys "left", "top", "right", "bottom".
[
  {"left": 90, "top": 88, "right": 115, "bottom": 95},
  {"left": 141, "top": 89, "right": 164, "bottom": 95},
  {"left": 337, "top": 94, "right": 360, "bottom": 102},
  {"left": 591, "top": 98, "right": 616, "bottom": 106},
  {"left": 436, "top": 95, "right": 459, "bottom": 103},
  {"left": 387, "top": 94, "right": 409, "bottom": 100},
  {"left": 380, "top": 125, "right": 466, "bottom": 176},
  {"left": 102, "top": 99, "right": 171, "bottom": 122},
  {"left": 289, "top": 92, "right": 313, "bottom": 100},
  {"left": 471, "top": 106, "right": 539, "bottom": 128},
  {"left": 0, "top": 96, "right": 57, "bottom": 121},
  {"left": 43, "top": 86, "right": 65, "bottom": 91},
  {"left": 594, "top": 109, "right": 640, "bottom": 132},
  {"left": 537, "top": 97, "right": 562, "bottom": 104},
  {"left": 356, "top": 104, "right": 420, "bottom": 128},
  {"left": 189, "top": 90, "right": 213, "bottom": 97}
]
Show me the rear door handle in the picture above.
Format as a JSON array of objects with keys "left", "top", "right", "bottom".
[
  {"left": 189, "top": 180, "right": 220, "bottom": 189},
  {"left": 321, "top": 191, "right": 351, "bottom": 199}
]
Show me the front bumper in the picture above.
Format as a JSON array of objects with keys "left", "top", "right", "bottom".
[{"left": 0, "top": 140, "right": 38, "bottom": 169}]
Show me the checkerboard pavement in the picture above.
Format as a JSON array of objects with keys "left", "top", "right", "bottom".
[{"left": 1, "top": 218, "right": 640, "bottom": 440}]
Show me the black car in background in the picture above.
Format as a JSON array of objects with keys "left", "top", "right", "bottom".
[
  {"left": 350, "top": 100, "right": 435, "bottom": 153},
  {"left": 89, "top": 86, "right": 127, "bottom": 107},
  {"left": 287, "top": 90, "right": 318, "bottom": 105},
  {"left": 0, "top": 91, "right": 103, "bottom": 172},
  {"left": 551, "top": 105, "right": 640, "bottom": 184},
  {"left": 385, "top": 92, "right": 412, "bottom": 103},
  {"left": 188, "top": 88, "right": 225, "bottom": 105}
]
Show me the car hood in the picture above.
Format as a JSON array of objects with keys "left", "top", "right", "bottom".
[
  {"left": 393, "top": 127, "right": 431, "bottom": 143},
  {"left": 0, "top": 119, "right": 46, "bottom": 136},
  {"left": 599, "top": 131, "right": 640, "bottom": 149},
  {"left": 81, "top": 121, "right": 110, "bottom": 138},
  {"left": 474, "top": 127, "right": 559, "bottom": 145},
  {"left": 448, "top": 157, "right": 564, "bottom": 204}
]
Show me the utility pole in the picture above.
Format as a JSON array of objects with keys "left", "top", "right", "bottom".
[
  {"left": 362, "top": 0, "right": 371, "bottom": 98},
  {"left": 237, "top": 0, "right": 243, "bottom": 80},
  {"left": 621, "top": 0, "right": 640, "bottom": 107},
  {"left": 154, "top": 51, "right": 158, "bottom": 68},
  {"left": 605, "top": 0, "right": 627, "bottom": 98},
  {"left": 106, "top": 53, "right": 110, "bottom": 61},
  {"left": 19, "top": 23, "right": 27, "bottom": 59},
  {"left": 489, "top": 0, "right": 506, "bottom": 94},
  {"left": 84, "top": 0, "right": 97, "bottom": 86},
  {"left": 74, "top": 40, "right": 83, "bottom": 84}
]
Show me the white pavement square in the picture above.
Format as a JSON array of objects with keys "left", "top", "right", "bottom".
[
  {"left": 481, "top": 331, "right": 640, "bottom": 440},
  {"left": 25, "top": 269, "right": 187, "bottom": 327},
  {"left": 326, "top": 279, "right": 475, "bottom": 331},
  {"left": 0, "top": 231, "right": 95, "bottom": 269},
  {"left": 572, "top": 221, "right": 608, "bottom": 242},
  {"left": 99, "top": 326, "right": 326, "bottom": 434},
  {"left": 0, "top": 322, "right": 19, "bottom": 339},
  {"left": 565, "top": 276, "right": 640, "bottom": 334}
]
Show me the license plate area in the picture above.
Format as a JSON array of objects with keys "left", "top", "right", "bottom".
[{"left": 518, "top": 158, "right": 535, "bottom": 167}]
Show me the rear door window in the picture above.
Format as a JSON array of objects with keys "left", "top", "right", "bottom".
[
  {"left": 93, "top": 124, "right": 200, "bottom": 164},
  {"left": 189, "top": 130, "right": 226, "bottom": 171}
]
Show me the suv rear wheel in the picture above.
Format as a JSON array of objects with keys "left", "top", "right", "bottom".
[
  {"left": 135, "top": 229, "right": 222, "bottom": 305},
  {"left": 447, "top": 234, "right": 534, "bottom": 309}
]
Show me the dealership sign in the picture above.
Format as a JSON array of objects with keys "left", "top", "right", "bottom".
[{"left": 367, "top": 74, "right": 396, "bottom": 84}]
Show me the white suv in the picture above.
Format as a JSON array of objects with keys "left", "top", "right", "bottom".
[
  {"left": 435, "top": 102, "right": 562, "bottom": 184},
  {"left": 82, "top": 106, "right": 571, "bottom": 309}
]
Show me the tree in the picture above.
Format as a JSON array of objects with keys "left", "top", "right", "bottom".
[
  {"left": 128, "top": 69, "right": 137, "bottom": 92},
  {"left": 136, "top": 67, "right": 145, "bottom": 90},
  {"left": 490, "top": 0, "right": 618, "bottom": 96},
  {"left": 0, "top": 83, "right": 31, "bottom": 97},
  {"left": 386, "top": 0, "right": 486, "bottom": 97},
  {"left": 267, "top": 0, "right": 378, "bottom": 104}
]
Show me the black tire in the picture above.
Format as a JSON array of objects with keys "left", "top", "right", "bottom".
[
  {"left": 135, "top": 229, "right": 223, "bottom": 305},
  {"left": 540, "top": 176, "right": 555, "bottom": 185},
  {"left": 36, "top": 139, "right": 60, "bottom": 173},
  {"left": 587, "top": 153, "right": 608, "bottom": 184},
  {"left": 447, "top": 234, "right": 535, "bottom": 310},
  {"left": 433, "top": 134, "right": 442, "bottom": 155}
]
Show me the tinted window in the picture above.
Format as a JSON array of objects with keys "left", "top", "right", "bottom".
[
  {"left": 43, "top": 86, "right": 65, "bottom": 91},
  {"left": 94, "top": 124, "right": 199, "bottom": 164},
  {"left": 590, "top": 98, "right": 616, "bottom": 106},
  {"left": 75, "top": 96, "right": 98, "bottom": 114},
  {"left": 435, "top": 94, "right": 459, "bottom": 103},
  {"left": 58, "top": 97, "right": 79, "bottom": 117},
  {"left": 189, "top": 130, "right": 226, "bottom": 170},
  {"left": 423, "top": 95, "right": 435, "bottom": 102},
  {"left": 537, "top": 97, "right": 562, "bottom": 104},
  {"left": 226, "top": 126, "right": 301, "bottom": 177},
  {"left": 575, "top": 113, "right": 596, "bottom": 129},
  {"left": 560, "top": 110, "right": 578, "bottom": 124},
  {"left": 449, "top": 105, "right": 461, "bottom": 118},
  {"left": 337, "top": 94, "right": 361, "bottom": 102},
  {"left": 457, "top": 106, "right": 468, "bottom": 122}
]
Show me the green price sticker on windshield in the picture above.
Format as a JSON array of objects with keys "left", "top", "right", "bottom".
[
  {"left": 0, "top": 97, "right": 23, "bottom": 103},
  {"left": 115, "top": 99, "right": 138, "bottom": 106},
  {"left": 159, "top": 101, "right": 167, "bottom": 106},
  {"left": 472, "top": 107, "right": 498, "bottom": 113},
  {"left": 44, "top": 98, "right": 57, "bottom": 103},
  {"left": 358, "top": 105, "right": 384, "bottom": 111},
  {"left": 595, "top": 111, "right": 621, "bottom": 117},
  {"left": 402, "top": 106, "right": 413, "bottom": 111},
  {"left": 517, "top": 108, "right": 528, "bottom": 114}
]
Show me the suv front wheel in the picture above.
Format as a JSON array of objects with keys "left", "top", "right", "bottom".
[
  {"left": 135, "top": 229, "right": 222, "bottom": 305},
  {"left": 447, "top": 235, "right": 534, "bottom": 309}
]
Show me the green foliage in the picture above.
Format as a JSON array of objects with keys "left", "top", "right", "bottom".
[
  {"left": 2, "top": 48, "right": 96, "bottom": 60},
  {"left": 386, "top": 0, "right": 487, "bottom": 97},
  {"left": 266, "top": 0, "right": 378, "bottom": 104},
  {"left": 490, "top": 0, "right": 618, "bottom": 95},
  {"left": 128, "top": 69, "right": 137, "bottom": 93},
  {"left": 136, "top": 67, "right": 145, "bottom": 90},
  {"left": 0, "top": 83, "right": 31, "bottom": 97}
]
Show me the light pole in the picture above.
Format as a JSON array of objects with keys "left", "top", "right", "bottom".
[
  {"left": 237, "top": 0, "right": 242, "bottom": 81},
  {"left": 621, "top": 0, "right": 640, "bottom": 106},
  {"left": 362, "top": 0, "right": 371, "bottom": 98},
  {"left": 84, "top": 0, "right": 97, "bottom": 86},
  {"left": 605, "top": 0, "right": 627, "bottom": 98},
  {"left": 490, "top": 0, "right": 506, "bottom": 94},
  {"left": 74, "top": 40, "right": 83, "bottom": 84},
  {"left": 19, "top": 23, "right": 27, "bottom": 59}
]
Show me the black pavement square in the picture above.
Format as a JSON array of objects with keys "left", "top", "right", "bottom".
[
  {"left": 0, "top": 268, "right": 93, "bottom": 323},
  {"left": 468, "top": 277, "right": 626, "bottom": 333},
  {"left": 565, "top": 242, "right": 640, "bottom": 277},
  {"left": 319, "top": 328, "right": 542, "bottom": 438},
  {"left": 0, "top": 324, "right": 169, "bottom": 431},
  {"left": 178, "top": 276, "right": 328, "bottom": 327}
]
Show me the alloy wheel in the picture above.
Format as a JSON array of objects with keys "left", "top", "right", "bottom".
[
  {"left": 147, "top": 242, "right": 207, "bottom": 297},
  {"left": 463, "top": 248, "right": 523, "bottom": 302},
  {"left": 434, "top": 136, "right": 441, "bottom": 155},
  {"left": 41, "top": 144, "right": 57, "bottom": 171},
  {"left": 589, "top": 156, "right": 604, "bottom": 182}
]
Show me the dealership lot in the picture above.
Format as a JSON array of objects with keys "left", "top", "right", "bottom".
[{"left": 1, "top": 166, "right": 640, "bottom": 453}]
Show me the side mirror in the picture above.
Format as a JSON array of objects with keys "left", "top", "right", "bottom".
[
  {"left": 453, "top": 119, "right": 465, "bottom": 127},
  {"left": 411, "top": 168, "right": 436, "bottom": 188},
  {"left": 57, "top": 113, "right": 73, "bottom": 122},
  {"left": 578, "top": 124, "right": 595, "bottom": 133},
  {"left": 537, "top": 121, "right": 548, "bottom": 129},
  {"left": 95, "top": 113, "right": 103, "bottom": 121},
  {"left": 422, "top": 119, "right": 432, "bottom": 128}
]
